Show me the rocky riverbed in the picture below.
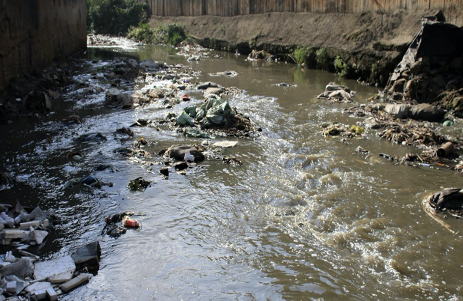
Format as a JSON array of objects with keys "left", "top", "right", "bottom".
[{"left": 0, "top": 33, "right": 462, "bottom": 299}]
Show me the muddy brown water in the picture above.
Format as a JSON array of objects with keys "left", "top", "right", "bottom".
[{"left": 1, "top": 43, "right": 462, "bottom": 300}]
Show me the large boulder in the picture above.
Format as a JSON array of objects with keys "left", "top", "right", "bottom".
[
  {"left": 385, "top": 104, "right": 410, "bottom": 119},
  {"left": 166, "top": 145, "right": 205, "bottom": 162},
  {"left": 408, "top": 103, "right": 445, "bottom": 122},
  {"left": 428, "top": 188, "right": 463, "bottom": 210}
]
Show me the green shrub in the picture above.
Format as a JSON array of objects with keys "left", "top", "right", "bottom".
[
  {"left": 293, "top": 47, "right": 308, "bottom": 65},
  {"left": 316, "top": 48, "right": 330, "bottom": 70},
  {"left": 127, "top": 22, "right": 155, "bottom": 43},
  {"left": 371, "top": 63, "right": 381, "bottom": 82},
  {"left": 87, "top": 0, "right": 148, "bottom": 34},
  {"left": 167, "top": 24, "right": 186, "bottom": 46},
  {"left": 334, "top": 56, "right": 348, "bottom": 77}
]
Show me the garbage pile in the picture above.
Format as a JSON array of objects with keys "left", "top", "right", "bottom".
[
  {"left": 103, "top": 212, "right": 141, "bottom": 238},
  {"left": 246, "top": 50, "right": 275, "bottom": 62},
  {"left": 321, "top": 122, "right": 364, "bottom": 138},
  {"left": 174, "top": 96, "right": 256, "bottom": 137},
  {"left": 423, "top": 188, "right": 462, "bottom": 234},
  {"left": 317, "top": 82, "right": 356, "bottom": 102},
  {"left": 383, "top": 20, "right": 463, "bottom": 117}
]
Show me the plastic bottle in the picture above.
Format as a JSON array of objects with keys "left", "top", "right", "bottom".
[{"left": 123, "top": 217, "right": 140, "bottom": 228}]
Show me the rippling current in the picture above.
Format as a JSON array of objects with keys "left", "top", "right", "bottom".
[{"left": 0, "top": 43, "right": 462, "bottom": 300}]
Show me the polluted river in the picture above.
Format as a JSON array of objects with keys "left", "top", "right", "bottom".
[{"left": 1, "top": 39, "right": 462, "bottom": 300}]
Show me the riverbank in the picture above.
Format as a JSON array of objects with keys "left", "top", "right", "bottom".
[{"left": 150, "top": 9, "right": 441, "bottom": 85}]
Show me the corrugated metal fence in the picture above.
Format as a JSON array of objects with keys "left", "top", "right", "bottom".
[{"left": 150, "top": 0, "right": 462, "bottom": 25}]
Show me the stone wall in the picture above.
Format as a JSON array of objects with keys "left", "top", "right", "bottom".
[
  {"left": 150, "top": 0, "right": 462, "bottom": 26},
  {"left": 0, "top": 0, "right": 87, "bottom": 91}
]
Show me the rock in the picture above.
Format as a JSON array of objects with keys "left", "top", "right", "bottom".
[
  {"left": 60, "top": 273, "right": 90, "bottom": 293},
  {"left": 105, "top": 88, "right": 121, "bottom": 104},
  {"left": 140, "top": 60, "right": 160, "bottom": 71},
  {"left": 1, "top": 229, "right": 28, "bottom": 240},
  {"left": 0, "top": 212, "right": 14, "bottom": 228},
  {"left": 363, "top": 117, "right": 381, "bottom": 129},
  {"left": 4, "top": 275, "right": 28, "bottom": 296},
  {"left": 71, "top": 241, "right": 101, "bottom": 275},
  {"left": 173, "top": 162, "right": 189, "bottom": 171},
  {"left": 204, "top": 87, "right": 224, "bottom": 97},
  {"left": 325, "top": 82, "right": 351, "bottom": 93},
  {"left": 197, "top": 82, "right": 219, "bottom": 90},
  {"left": 0, "top": 258, "right": 34, "bottom": 278},
  {"left": 34, "top": 256, "right": 76, "bottom": 282},
  {"left": 128, "top": 177, "right": 150, "bottom": 191},
  {"left": 160, "top": 168, "right": 169, "bottom": 178},
  {"left": 409, "top": 60, "right": 422, "bottom": 75},
  {"left": 166, "top": 145, "right": 205, "bottom": 163},
  {"left": 392, "top": 78, "right": 406, "bottom": 93},
  {"left": 428, "top": 188, "right": 463, "bottom": 210},
  {"left": 30, "top": 229, "right": 48, "bottom": 245},
  {"left": 75, "top": 133, "right": 107, "bottom": 143},
  {"left": 328, "top": 90, "right": 351, "bottom": 101},
  {"left": 25, "top": 282, "right": 52, "bottom": 294},
  {"left": 408, "top": 103, "right": 445, "bottom": 122},
  {"left": 212, "top": 141, "right": 238, "bottom": 148},
  {"left": 385, "top": 104, "right": 410, "bottom": 119},
  {"left": 46, "top": 287, "right": 58, "bottom": 301}
]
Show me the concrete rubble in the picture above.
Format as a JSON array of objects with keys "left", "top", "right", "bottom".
[{"left": 0, "top": 241, "right": 100, "bottom": 299}]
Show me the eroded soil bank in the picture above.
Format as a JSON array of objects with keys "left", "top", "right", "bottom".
[{"left": 151, "top": 9, "right": 443, "bottom": 84}]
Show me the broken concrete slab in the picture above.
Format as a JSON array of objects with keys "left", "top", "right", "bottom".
[
  {"left": 46, "top": 287, "right": 58, "bottom": 301},
  {"left": 0, "top": 258, "right": 34, "bottom": 278},
  {"left": 1, "top": 229, "right": 28, "bottom": 240},
  {"left": 35, "top": 288, "right": 47, "bottom": 300},
  {"left": 34, "top": 256, "right": 76, "bottom": 281},
  {"left": 30, "top": 230, "right": 48, "bottom": 245},
  {"left": 60, "top": 273, "right": 90, "bottom": 293},
  {"left": 71, "top": 241, "right": 101, "bottom": 274},
  {"left": 19, "top": 220, "right": 41, "bottom": 229},
  {"left": 49, "top": 270, "right": 74, "bottom": 284},
  {"left": 211, "top": 141, "right": 238, "bottom": 148},
  {"left": 25, "top": 281, "right": 52, "bottom": 294}
]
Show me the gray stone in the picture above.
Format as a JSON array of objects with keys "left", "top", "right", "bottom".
[
  {"left": 385, "top": 104, "right": 410, "bottom": 119},
  {"left": 167, "top": 145, "right": 205, "bottom": 162},
  {"left": 409, "top": 60, "right": 422, "bottom": 75},
  {"left": 0, "top": 258, "right": 34, "bottom": 278},
  {"left": 60, "top": 273, "right": 90, "bottom": 293},
  {"left": 34, "top": 256, "right": 76, "bottom": 281},
  {"left": 197, "top": 82, "right": 219, "bottom": 90},
  {"left": 408, "top": 104, "right": 446, "bottom": 122},
  {"left": 392, "top": 78, "right": 406, "bottom": 93},
  {"left": 25, "top": 282, "right": 52, "bottom": 294},
  {"left": 71, "top": 241, "right": 101, "bottom": 274}
]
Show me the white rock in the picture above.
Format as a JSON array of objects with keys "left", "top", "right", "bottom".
[
  {"left": 212, "top": 141, "right": 238, "bottom": 148},
  {"left": 25, "top": 281, "right": 52, "bottom": 293},
  {"left": 34, "top": 256, "right": 76, "bottom": 281}
]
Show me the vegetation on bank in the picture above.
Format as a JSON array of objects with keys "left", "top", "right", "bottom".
[
  {"left": 291, "top": 46, "right": 382, "bottom": 84},
  {"left": 127, "top": 23, "right": 187, "bottom": 46},
  {"left": 86, "top": 0, "right": 148, "bottom": 34}
]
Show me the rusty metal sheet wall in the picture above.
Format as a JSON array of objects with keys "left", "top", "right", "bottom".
[{"left": 150, "top": 0, "right": 462, "bottom": 25}]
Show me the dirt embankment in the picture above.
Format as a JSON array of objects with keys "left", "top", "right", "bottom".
[{"left": 151, "top": 9, "right": 445, "bottom": 84}]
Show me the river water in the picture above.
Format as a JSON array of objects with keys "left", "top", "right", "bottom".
[{"left": 1, "top": 42, "right": 462, "bottom": 300}]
